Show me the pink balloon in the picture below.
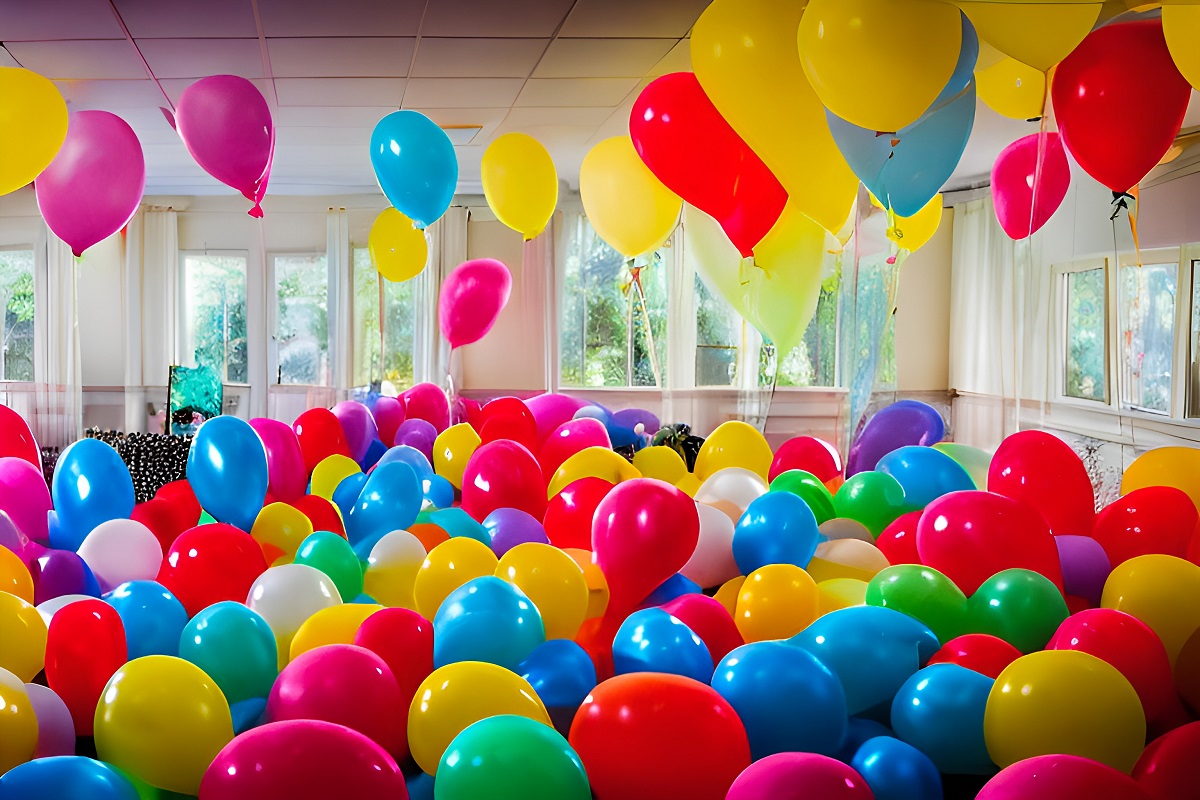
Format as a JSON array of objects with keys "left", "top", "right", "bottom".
[
  {"left": 438, "top": 258, "right": 512, "bottom": 348},
  {"left": 35, "top": 111, "right": 145, "bottom": 258},
  {"left": 0, "top": 456, "right": 52, "bottom": 544},
  {"left": 460, "top": 440, "right": 546, "bottom": 523},
  {"left": 331, "top": 401, "right": 378, "bottom": 463},
  {"left": 526, "top": 394, "right": 589, "bottom": 445},
  {"left": 727, "top": 753, "right": 875, "bottom": 800},
  {"left": 402, "top": 383, "right": 450, "bottom": 434},
  {"left": 176, "top": 75, "right": 274, "bottom": 217},
  {"left": 991, "top": 132, "right": 1071, "bottom": 241},
  {"left": 977, "top": 754, "right": 1149, "bottom": 800},
  {"left": 249, "top": 418, "right": 307, "bottom": 502},
  {"left": 538, "top": 418, "right": 612, "bottom": 480},
  {"left": 371, "top": 397, "right": 406, "bottom": 448}
]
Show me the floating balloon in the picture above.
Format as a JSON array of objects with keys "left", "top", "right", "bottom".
[
  {"left": 369, "top": 207, "right": 428, "bottom": 283},
  {"left": 959, "top": 1, "right": 1101, "bottom": 73},
  {"left": 991, "top": 132, "right": 1071, "bottom": 240},
  {"left": 482, "top": 133, "right": 558, "bottom": 240},
  {"left": 370, "top": 110, "right": 457, "bottom": 229},
  {"left": 889, "top": 194, "right": 944, "bottom": 254},
  {"left": 0, "top": 67, "right": 69, "bottom": 197},
  {"left": 579, "top": 136, "right": 681, "bottom": 258},
  {"left": 438, "top": 258, "right": 513, "bottom": 348}
]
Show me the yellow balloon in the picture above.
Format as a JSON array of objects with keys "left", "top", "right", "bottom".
[
  {"left": 714, "top": 575, "right": 747, "bottom": 616},
  {"left": 433, "top": 423, "right": 481, "bottom": 490},
  {"left": 675, "top": 473, "right": 702, "bottom": 498},
  {"left": 413, "top": 537, "right": 498, "bottom": 620},
  {"left": 364, "top": 530, "right": 428, "bottom": 609},
  {"left": 251, "top": 502, "right": 315, "bottom": 566},
  {"left": 817, "top": 578, "right": 868, "bottom": 615},
  {"left": 0, "top": 667, "right": 36, "bottom": 774},
  {"left": 633, "top": 445, "right": 688, "bottom": 485},
  {"left": 311, "top": 454, "right": 361, "bottom": 501},
  {"left": 932, "top": 442, "right": 991, "bottom": 489},
  {"left": 408, "top": 660, "right": 552, "bottom": 775},
  {"left": 735, "top": 564, "right": 819, "bottom": 643},
  {"left": 579, "top": 136, "right": 681, "bottom": 258},
  {"left": 984, "top": 650, "right": 1146, "bottom": 773},
  {"left": 1165, "top": 5, "right": 1200, "bottom": 90},
  {"left": 957, "top": 2, "right": 1102, "bottom": 72},
  {"left": 0, "top": 68, "right": 68, "bottom": 197},
  {"left": 547, "top": 446, "right": 640, "bottom": 499},
  {"left": 694, "top": 421, "right": 773, "bottom": 484},
  {"left": 563, "top": 548, "right": 610, "bottom": 619},
  {"left": 800, "top": 0, "right": 963, "bottom": 133},
  {"left": 1101, "top": 554, "right": 1200, "bottom": 666},
  {"left": 289, "top": 603, "right": 382, "bottom": 660},
  {"left": 95, "top": 656, "right": 234, "bottom": 795},
  {"left": 496, "top": 543, "right": 588, "bottom": 640},
  {"left": 808, "top": 539, "right": 890, "bottom": 583},
  {"left": 0, "top": 592, "right": 46, "bottom": 682},
  {"left": 888, "top": 194, "right": 944, "bottom": 254},
  {"left": 1122, "top": 446, "right": 1200, "bottom": 512},
  {"left": 978, "top": 57, "right": 1049, "bottom": 120},
  {"left": 691, "top": 0, "right": 858, "bottom": 233},
  {"left": 0, "top": 545, "right": 33, "bottom": 603},
  {"left": 482, "top": 133, "right": 558, "bottom": 240},
  {"left": 369, "top": 207, "right": 428, "bottom": 283}
]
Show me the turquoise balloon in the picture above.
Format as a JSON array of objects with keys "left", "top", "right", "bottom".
[
  {"left": 430, "top": 507, "right": 490, "bottom": 545},
  {"left": 433, "top": 576, "right": 545, "bottom": 671},
  {"left": 332, "top": 472, "right": 367, "bottom": 520},
  {"left": 0, "top": 757, "right": 139, "bottom": 800},
  {"left": 613, "top": 608, "right": 712, "bottom": 683},
  {"left": 437, "top": 715, "right": 590, "bottom": 800},
  {"left": 732, "top": 491, "right": 821, "bottom": 575},
  {"left": 928, "top": 11, "right": 978, "bottom": 111},
  {"left": 104, "top": 580, "right": 188, "bottom": 659},
  {"left": 295, "top": 530, "right": 363, "bottom": 601},
  {"left": 187, "top": 415, "right": 268, "bottom": 533},
  {"left": 376, "top": 445, "right": 434, "bottom": 481},
  {"left": 51, "top": 438, "right": 135, "bottom": 550},
  {"left": 179, "top": 601, "right": 278, "bottom": 704},
  {"left": 890, "top": 663, "right": 994, "bottom": 775},
  {"left": 876, "top": 446, "right": 974, "bottom": 510},
  {"left": 370, "top": 110, "right": 458, "bottom": 229}
]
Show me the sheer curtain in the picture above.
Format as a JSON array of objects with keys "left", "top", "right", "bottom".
[
  {"left": 121, "top": 207, "right": 178, "bottom": 432},
  {"left": 35, "top": 232, "right": 82, "bottom": 445},
  {"left": 415, "top": 206, "right": 469, "bottom": 391},
  {"left": 522, "top": 216, "right": 556, "bottom": 394}
]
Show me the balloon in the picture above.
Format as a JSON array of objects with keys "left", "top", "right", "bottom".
[
  {"left": 44, "top": 599, "right": 126, "bottom": 735},
  {"left": 30, "top": 549, "right": 102, "bottom": 605},
  {"left": 612, "top": 607, "right": 711, "bottom": 682},
  {"left": 437, "top": 714, "right": 588, "bottom": 800},
  {"left": 725, "top": 752, "right": 875, "bottom": 800},
  {"left": 368, "top": 206, "right": 428, "bottom": 283},
  {"left": 158, "top": 523, "right": 269, "bottom": 617},
  {"left": 433, "top": 575, "right": 545, "bottom": 671},
  {"left": 851, "top": 736, "right": 943, "bottom": 800},
  {"left": 461, "top": 440, "right": 546, "bottom": 523},
  {"left": 0, "top": 667, "right": 36, "bottom": 774},
  {"left": 547, "top": 447, "right": 639, "bottom": 498},
  {"left": 0, "top": 407, "right": 39, "bottom": 470},
  {"left": 542, "top": 477, "right": 609, "bottom": 551},
  {"left": 362, "top": 530, "right": 426, "bottom": 609},
  {"left": 519, "top": 639, "right": 598, "bottom": 712},
  {"left": 1133, "top": 721, "right": 1200, "bottom": 800},
  {"left": 846, "top": 400, "right": 945, "bottom": 476},
  {"left": 346, "top": 461, "right": 422, "bottom": 547},
  {"left": 1055, "top": 534, "right": 1111, "bottom": 606},
  {"left": 475, "top": 397, "right": 538, "bottom": 452},
  {"left": 51, "top": 439, "right": 136, "bottom": 551},
  {"left": 833, "top": 472, "right": 910, "bottom": 538},
  {"left": 370, "top": 110, "right": 456, "bottom": 228},
  {"left": 188, "top": 416, "right": 268, "bottom": 533},
  {"left": 245, "top": 564, "right": 342, "bottom": 663},
  {"left": 889, "top": 194, "right": 944, "bottom": 254},
  {"left": 77, "top": 519, "right": 161, "bottom": 594},
  {"left": 959, "top": 1, "right": 1101, "bottom": 73},
  {"left": 1053, "top": 20, "right": 1190, "bottom": 193},
  {"left": 987, "top": 430, "right": 1094, "bottom": 536},
  {"left": 104, "top": 580, "right": 187, "bottom": 659},
  {"left": 430, "top": 424, "right": 478, "bottom": 491},
  {"left": 179, "top": 601, "right": 277, "bottom": 705},
  {"left": 876, "top": 446, "right": 974, "bottom": 510},
  {"left": 289, "top": 603, "right": 381, "bottom": 659},
  {"left": 0, "top": 756, "right": 140, "bottom": 800},
  {"left": 24, "top": 684, "right": 77, "bottom": 758},
  {"left": 694, "top": 421, "right": 772, "bottom": 484},
  {"left": 250, "top": 501, "right": 314, "bottom": 566},
  {"left": 876, "top": 511, "right": 923, "bottom": 566},
  {"left": 633, "top": 445, "right": 688, "bottom": 486},
  {"left": 654, "top": 594, "right": 740, "bottom": 666},
  {"left": 1101, "top": 554, "right": 1200, "bottom": 665},
  {"left": 292, "top": 407, "right": 352, "bottom": 474},
  {"left": 978, "top": 753, "right": 1152, "bottom": 800},
  {"left": 330, "top": 401, "right": 377, "bottom": 464},
  {"left": 482, "top": 508, "right": 547, "bottom": 556},
  {"left": 977, "top": 55, "right": 1048, "bottom": 121},
  {"left": 0, "top": 592, "right": 44, "bottom": 682},
  {"left": 970, "top": 568, "right": 1070, "bottom": 653},
  {"left": 294, "top": 530, "right": 363, "bottom": 602},
  {"left": 891, "top": 663, "right": 994, "bottom": 775},
  {"left": 991, "top": 132, "right": 1071, "bottom": 240},
  {"left": 866, "top": 564, "right": 969, "bottom": 643},
  {"left": 1165, "top": 4, "right": 1200, "bottom": 91},
  {"left": 0, "top": 541, "right": 33, "bottom": 602},
  {"left": 438, "top": 258, "right": 512, "bottom": 348},
  {"left": 770, "top": 437, "right": 842, "bottom": 484},
  {"left": 680, "top": 502, "right": 739, "bottom": 589},
  {"left": 580, "top": 136, "right": 681, "bottom": 258},
  {"left": 35, "top": 110, "right": 144, "bottom": 257},
  {"left": 403, "top": 383, "right": 451, "bottom": 434},
  {"left": 929, "top": 633, "right": 1022, "bottom": 680},
  {"left": 732, "top": 492, "right": 820, "bottom": 575},
  {"left": 539, "top": 418, "right": 611, "bottom": 482},
  {"left": 481, "top": 132, "right": 558, "bottom": 240},
  {"left": 413, "top": 537, "right": 498, "bottom": 620},
  {"left": 353, "top": 606, "right": 433, "bottom": 709},
  {"left": 496, "top": 542, "right": 587, "bottom": 640},
  {"left": 247, "top": 418, "right": 306, "bottom": 502},
  {"left": 1093, "top": 486, "right": 1197, "bottom": 567},
  {"left": 0, "top": 67, "right": 68, "bottom": 197},
  {"left": 0, "top": 457, "right": 52, "bottom": 546},
  {"left": 568, "top": 672, "right": 751, "bottom": 800}
]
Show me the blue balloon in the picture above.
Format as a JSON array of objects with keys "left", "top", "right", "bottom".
[
  {"left": 612, "top": 607, "right": 712, "bottom": 683},
  {"left": 345, "top": 461, "right": 421, "bottom": 546},
  {"left": 875, "top": 446, "right": 974, "bottom": 510},
  {"left": 430, "top": 507, "right": 490, "bottom": 545},
  {"left": 928, "top": 12, "right": 978, "bottom": 112},
  {"left": 832, "top": 716, "right": 895, "bottom": 763},
  {"left": 187, "top": 416, "right": 268, "bottom": 533},
  {"left": 519, "top": 639, "right": 598, "bottom": 709},
  {"left": 332, "top": 472, "right": 368, "bottom": 519},
  {"left": 352, "top": 529, "right": 390, "bottom": 561},
  {"left": 423, "top": 474, "right": 455, "bottom": 510},
  {"left": 851, "top": 736, "right": 944, "bottom": 800},
  {"left": 377, "top": 445, "right": 434, "bottom": 482},
  {"left": 732, "top": 491, "right": 820, "bottom": 575},
  {"left": 790, "top": 606, "right": 940, "bottom": 715},
  {"left": 0, "top": 756, "right": 139, "bottom": 800},
  {"left": 360, "top": 437, "right": 388, "bottom": 470},
  {"left": 890, "top": 663, "right": 994, "bottom": 775},
  {"left": 370, "top": 110, "right": 458, "bottom": 229},
  {"left": 104, "top": 580, "right": 188, "bottom": 659},
  {"left": 712, "top": 641, "right": 847, "bottom": 760},
  {"left": 179, "top": 600, "right": 278, "bottom": 704},
  {"left": 404, "top": 768, "right": 436, "bottom": 800},
  {"left": 433, "top": 575, "right": 545, "bottom": 671},
  {"left": 51, "top": 439, "right": 135, "bottom": 551},
  {"left": 641, "top": 573, "right": 702, "bottom": 607},
  {"left": 826, "top": 82, "right": 976, "bottom": 218},
  {"left": 230, "top": 696, "right": 268, "bottom": 734}
]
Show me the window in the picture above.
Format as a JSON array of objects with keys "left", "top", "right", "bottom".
[
  {"left": 0, "top": 249, "right": 34, "bottom": 381},
  {"left": 1062, "top": 265, "right": 1108, "bottom": 402},
  {"left": 1118, "top": 260, "right": 1176, "bottom": 414},
  {"left": 179, "top": 252, "right": 248, "bottom": 383},
  {"left": 352, "top": 247, "right": 416, "bottom": 391},
  {"left": 272, "top": 254, "right": 329, "bottom": 386}
]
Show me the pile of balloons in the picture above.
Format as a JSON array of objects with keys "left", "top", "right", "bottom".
[{"left": 0, "top": 391, "right": 1199, "bottom": 800}]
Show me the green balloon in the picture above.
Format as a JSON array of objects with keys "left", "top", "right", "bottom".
[
  {"left": 294, "top": 530, "right": 363, "bottom": 601},
  {"left": 178, "top": 601, "right": 277, "bottom": 705},
  {"left": 969, "top": 568, "right": 1069, "bottom": 653},
  {"left": 197, "top": 509, "right": 217, "bottom": 526},
  {"left": 832, "top": 471, "right": 908, "bottom": 537},
  {"left": 436, "top": 715, "right": 591, "bottom": 800},
  {"left": 932, "top": 442, "right": 991, "bottom": 490},
  {"left": 866, "top": 564, "right": 968, "bottom": 644},
  {"left": 769, "top": 469, "right": 836, "bottom": 524}
]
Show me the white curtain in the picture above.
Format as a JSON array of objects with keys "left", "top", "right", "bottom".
[
  {"left": 326, "top": 208, "right": 351, "bottom": 390},
  {"left": 121, "top": 207, "right": 177, "bottom": 431},
  {"left": 415, "top": 206, "right": 469, "bottom": 390},
  {"left": 522, "top": 216, "right": 557, "bottom": 393},
  {"left": 35, "top": 232, "right": 82, "bottom": 444}
]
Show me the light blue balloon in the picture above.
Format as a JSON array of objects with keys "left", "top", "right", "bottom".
[
  {"left": 732, "top": 491, "right": 821, "bottom": 575},
  {"left": 345, "top": 461, "right": 422, "bottom": 546},
  {"left": 430, "top": 507, "right": 490, "bottom": 545},
  {"left": 433, "top": 575, "right": 545, "bottom": 671},
  {"left": 105, "top": 580, "right": 188, "bottom": 659},
  {"left": 179, "top": 600, "right": 278, "bottom": 704},
  {"left": 51, "top": 439, "right": 135, "bottom": 551},
  {"left": 231, "top": 697, "right": 268, "bottom": 734},
  {"left": 370, "top": 110, "right": 457, "bottom": 229},
  {"left": 876, "top": 446, "right": 974, "bottom": 510},
  {"left": 890, "top": 663, "right": 995, "bottom": 775},
  {"left": 712, "top": 641, "right": 847, "bottom": 760},
  {"left": 851, "top": 736, "right": 944, "bottom": 800},
  {"left": 928, "top": 12, "right": 978, "bottom": 112},
  {"left": 826, "top": 81, "right": 976, "bottom": 218},
  {"left": 519, "top": 639, "right": 598, "bottom": 709},
  {"left": 187, "top": 415, "right": 268, "bottom": 533},
  {"left": 377, "top": 445, "right": 434, "bottom": 481},
  {"left": 332, "top": 471, "right": 368, "bottom": 519},
  {"left": 0, "top": 756, "right": 139, "bottom": 800},
  {"left": 612, "top": 607, "right": 712, "bottom": 683},
  {"left": 423, "top": 474, "right": 455, "bottom": 510}
]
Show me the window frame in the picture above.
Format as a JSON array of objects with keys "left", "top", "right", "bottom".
[
  {"left": 0, "top": 245, "right": 36, "bottom": 383},
  {"left": 177, "top": 249, "right": 251, "bottom": 386},
  {"left": 267, "top": 251, "right": 331, "bottom": 388},
  {"left": 1052, "top": 256, "right": 1113, "bottom": 409}
]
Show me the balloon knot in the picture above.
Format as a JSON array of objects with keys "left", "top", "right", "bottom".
[{"left": 248, "top": 203, "right": 264, "bottom": 219}]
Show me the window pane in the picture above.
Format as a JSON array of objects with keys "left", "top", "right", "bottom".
[
  {"left": 1119, "top": 262, "right": 1175, "bottom": 414},
  {"left": 1064, "top": 267, "right": 1107, "bottom": 402},
  {"left": 180, "top": 253, "right": 247, "bottom": 383},
  {"left": 776, "top": 275, "right": 839, "bottom": 387},
  {"left": 352, "top": 247, "right": 415, "bottom": 391},
  {"left": 274, "top": 254, "right": 329, "bottom": 386},
  {"left": 1189, "top": 261, "right": 1200, "bottom": 417},
  {"left": 695, "top": 275, "right": 737, "bottom": 386},
  {"left": 0, "top": 250, "right": 34, "bottom": 382}
]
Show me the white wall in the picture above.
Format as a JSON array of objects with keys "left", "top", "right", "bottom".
[{"left": 896, "top": 208, "right": 953, "bottom": 392}]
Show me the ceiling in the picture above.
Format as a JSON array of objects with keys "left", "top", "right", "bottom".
[{"left": 2, "top": 0, "right": 1196, "bottom": 199}]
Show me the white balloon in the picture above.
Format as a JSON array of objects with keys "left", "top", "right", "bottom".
[
  {"left": 24, "top": 682, "right": 75, "bottom": 758},
  {"left": 680, "top": 503, "right": 740, "bottom": 589},
  {"left": 246, "top": 563, "right": 342, "bottom": 655},
  {"left": 818, "top": 518, "right": 875, "bottom": 543},
  {"left": 693, "top": 467, "right": 768, "bottom": 515},
  {"left": 35, "top": 594, "right": 93, "bottom": 627},
  {"left": 77, "top": 518, "right": 162, "bottom": 594}
]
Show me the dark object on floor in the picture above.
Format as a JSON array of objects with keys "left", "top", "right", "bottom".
[
  {"left": 652, "top": 423, "right": 706, "bottom": 472},
  {"left": 83, "top": 428, "right": 193, "bottom": 503}
]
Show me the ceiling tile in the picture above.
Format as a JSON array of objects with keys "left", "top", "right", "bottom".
[
  {"left": 403, "top": 78, "right": 525, "bottom": 108},
  {"left": 559, "top": 0, "right": 709, "bottom": 38},
  {"left": 648, "top": 38, "right": 691, "bottom": 77},
  {"left": 420, "top": 0, "right": 574, "bottom": 38},
  {"left": 137, "top": 38, "right": 264, "bottom": 80},
  {"left": 533, "top": 38, "right": 675, "bottom": 79},
  {"left": 0, "top": 0, "right": 124, "bottom": 40},
  {"left": 158, "top": 77, "right": 274, "bottom": 106},
  {"left": 267, "top": 38, "right": 415, "bottom": 78},
  {"left": 496, "top": 106, "right": 615, "bottom": 133},
  {"left": 275, "top": 127, "right": 376, "bottom": 147},
  {"left": 117, "top": 107, "right": 184, "bottom": 144},
  {"left": 112, "top": 0, "right": 257, "bottom": 38},
  {"left": 257, "top": 0, "right": 424, "bottom": 37},
  {"left": 4, "top": 40, "right": 147, "bottom": 80},
  {"left": 54, "top": 79, "right": 166, "bottom": 110},
  {"left": 275, "top": 106, "right": 399, "bottom": 127},
  {"left": 411, "top": 38, "right": 547, "bottom": 79},
  {"left": 516, "top": 78, "right": 639, "bottom": 108},
  {"left": 275, "top": 78, "right": 407, "bottom": 107}
]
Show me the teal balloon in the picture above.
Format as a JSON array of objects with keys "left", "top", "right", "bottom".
[
  {"left": 51, "top": 438, "right": 135, "bottom": 551},
  {"left": 377, "top": 444, "right": 433, "bottom": 481},
  {"left": 437, "top": 715, "right": 590, "bottom": 800},
  {"left": 732, "top": 491, "right": 820, "bottom": 574},
  {"left": 179, "top": 601, "right": 278, "bottom": 704},
  {"left": 345, "top": 461, "right": 422, "bottom": 546},
  {"left": 370, "top": 110, "right": 457, "bottom": 229},
  {"left": 104, "top": 580, "right": 188, "bottom": 659},
  {"left": 187, "top": 415, "right": 268, "bottom": 532},
  {"left": 928, "top": 12, "right": 978, "bottom": 111},
  {"left": 876, "top": 446, "right": 974, "bottom": 511},
  {"left": 613, "top": 608, "right": 712, "bottom": 682},
  {"left": 430, "top": 507, "right": 490, "bottom": 545},
  {"left": 0, "top": 756, "right": 139, "bottom": 800},
  {"left": 890, "top": 663, "right": 994, "bottom": 775},
  {"left": 294, "top": 530, "right": 363, "bottom": 601},
  {"left": 433, "top": 575, "right": 545, "bottom": 671}
]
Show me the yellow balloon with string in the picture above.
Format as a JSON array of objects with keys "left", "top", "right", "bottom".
[
  {"left": 369, "top": 207, "right": 428, "bottom": 283},
  {"left": 978, "top": 58, "right": 1050, "bottom": 120},
  {"left": 956, "top": 1, "right": 1102, "bottom": 72},
  {"left": 580, "top": 136, "right": 681, "bottom": 259},
  {"left": 888, "top": 195, "right": 945, "bottom": 254},
  {"left": 482, "top": 133, "right": 558, "bottom": 240},
  {"left": 0, "top": 68, "right": 68, "bottom": 197}
]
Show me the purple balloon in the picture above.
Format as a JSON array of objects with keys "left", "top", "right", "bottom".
[
  {"left": 393, "top": 419, "right": 437, "bottom": 465},
  {"left": 525, "top": 394, "right": 588, "bottom": 445},
  {"left": 332, "top": 401, "right": 378, "bottom": 464},
  {"left": 1055, "top": 534, "right": 1111, "bottom": 606},
  {"left": 845, "top": 400, "right": 945, "bottom": 477},
  {"left": 482, "top": 508, "right": 550, "bottom": 557},
  {"left": 0, "top": 509, "right": 30, "bottom": 556},
  {"left": 32, "top": 548, "right": 100, "bottom": 605},
  {"left": 612, "top": 408, "right": 660, "bottom": 435},
  {"left": 0, "top": 456, "right": 52, "bottom": 545}
]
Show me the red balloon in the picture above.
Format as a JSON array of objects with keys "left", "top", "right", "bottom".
[
  {"left": 987, "top": 431, "right": 1095, "bottom": 536},
  {"left": 538, "top": 418, "right": 612, "bottom": 484},
  {"left": 371, "top": 396, "right": 406, "bottom": 450},
  {"left": 544, "top": 477, "right": 612, "bottom": 550},
  {"left": 927, "top": 633, "right": 1022, "bottom": 679},
  {"left": 1134, "top": 722, "right": 1200, "bottom": 800},
  {"left": 1093, "top": 486, "right": 1197, "bottom": 567},
  {"left": 292, "top": 408, "right": 352, "bottom": 475},
  {"left": 630, "top": 72, "right": 787, "bottom": 257},
  {"left": 726, "top": 753, "right": 875, "bottom": 800},
  {"left": 45, "top": 599, "right": 127, "bottom": 735},
  {"left": 402, "top": 383, "right": 450, "bottom": 434},
  {"left": 0, "top": 403, "right": 40, "bottom": 467},
  {"left": 592, "top": 478, "right": 700, "bottom": 618},
  {"left": 353, "top": 607, "right": 433, "bottom": 713},
  {"left": 876, "top": 511, "right": 922, "bottom": 566},
  {"left": 131, "top": 498, "right": 194, "bottom": 555},
  {"left": 1052, "top": 19, "right": 1190, "bottom": 193},
  {"left": 575, "top": 615, "right": 619, "bottom": 682},
  {"left": 451, "top": 395, "right": 482, "bottom": 430},
  {"left": 1178, "top": 626, "right": 1200, "bottom": 716},
  {"left": 158, "top": 523, "right": 269, "bottom": 616},
  {"left": 977, "top": 754, "right": 1150, "bottom": 800},
  {"left": 660, "top": 594, "right": 744, "bottom": 665},
  {"left": 476, "top": 397, "right": 539, "bottom": 453},
  {"left": 769, "top": 437, "right": 843, "bottom": 483},
  {"left": 460, "top": 440, "right": 546, "bottom": 523},
  {"left": 156, "top": 479, "right": 201, "bottom": 522},
  {"left": 289, "top": 494, "right": 346, "bottom": 538},
  {"left": 916, "top": 491, "right": 1064, "bottom": 595},
  {"left": 568, "top": 672, "right": 751, "bottom": 800}
]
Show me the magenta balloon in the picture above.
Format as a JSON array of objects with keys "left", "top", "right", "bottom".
[
  {"left": 176, "top": 75, "right": 274, "bottom": 217},
  {"left": 402, "top": 383, "right": 450, "bottom": 434},
  {"left": 35, "top": 110, "right": 145, "bottom": 258},
  {"left": 249, "top": 418, "right": 307, "bottom": 502},
  {"left": 539, "top": 418, "right": 612, "bottom": 478},
  {"left": 371, "top": 397, "right": 406, "bottom": 448},
  {"left": 977, "top": 754, "right": 1150, "bottom": 800},
  {"left": 525, "top": 394, "right": 589, "bottom": 445},
  {"left": 438, "top": 258, "right": 513, "bottom": 348},
  {"left": 0, "top": 456, "right": 52, "bottom": 545},
  {"left": 727, "top": 753, "right": 876, "bottom": 800},
  {"left": 331, "top": 402, "right": 378, "bottom": 463},
  {"left": 991, "top": 132, "right": 1071, "bottom": 241}
]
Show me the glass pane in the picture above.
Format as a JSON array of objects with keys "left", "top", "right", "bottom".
[
  {"left": 181, "top": 253, "right": 248, "bottom": 383},
  {"left": 1119, "top": 262, "right": 1175, "bottom": 414},
  {"left": 274, "top": 254, "right": 329, "bottom": 386},
  {"left": 1064, "top": 267, "right": 1107, "bottom": 402},
  {"left": 0, "top": 250, "right": 35, "bottom": 381},
  {"left": 695, "top": 275, "right": 737, "bottom": 387},
  {"left": 352, "top": 248, "right": 415, "bottom": 391},
  {"left": 776, "top": 273, "right": 839, "bottom": 387},
  {"left": 1189, "top": 261, "right": 1200, "bottom": 417}
]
